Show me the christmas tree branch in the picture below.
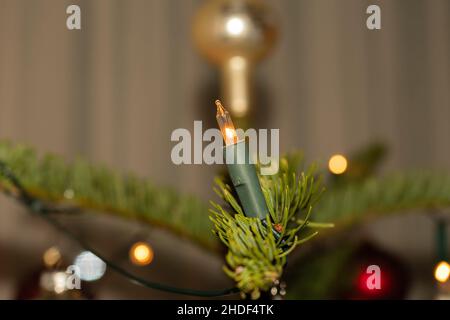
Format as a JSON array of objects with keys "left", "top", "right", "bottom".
[
  {"left": 0, "top": 156, "right": 239, "bottom": 297},
  {"left": 210, "top": 155, "right": 332, "bottom": 299},
  {"left": 3, "top": 140, "right": 450, "bottom": 299},
  {"left": 315, "top": 169, "right": 450, "bottom": 230},
  {"left": 2, "top": 140, "right": 449, "bottom": 251},
  {"left": 0, "top": 141, "right": 216, "bottom": 250}
]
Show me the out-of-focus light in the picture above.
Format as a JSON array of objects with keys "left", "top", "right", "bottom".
[
  {"left": 53, "top": 272, "right": 68, "bottom": 294},
  {"left": 355, "top": 265, "right": 391, "bottom": 299},
  {"left": 129, "top": 242, "right": 154, "bottom": 266},
  {"left": 40, "top": 271, "right": 67, "bottom": 294},
  {"left": 43, "top": 246, "right": 61, "bottom": 267},
  {"left": 64, "top": 189, "right": 75, "bottom": 200},
  {"left": 229, "top": 56, "right": 246, "bottom": 69},
  {"left": 435, "top": 261, "right": 450, "bottom": 283},
  {"left": 226, "top": 17, "right": 245, "bottom": 36},
  {"left": 328, "top": 154, "right": 348, "bottom": 175},
  {"left": 74, "top": 251, "right": 106, "bottom": 282}
]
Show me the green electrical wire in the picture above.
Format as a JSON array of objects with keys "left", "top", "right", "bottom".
[{"left": 0, "top": 160, "right": 239, "bottom": 298}]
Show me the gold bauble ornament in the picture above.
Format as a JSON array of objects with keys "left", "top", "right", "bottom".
[{"left": 192, "top": 0, "right": 278, "bottom": 118}]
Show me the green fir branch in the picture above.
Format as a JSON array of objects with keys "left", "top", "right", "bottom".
[
  {"left": 0, "top": 141, "right": 216, "bottom": 250},
  {"left": 210, "top": 155, "right": 331, "bottom": 298},
  {"left": 315, "top": 170, "right": 450, "bottom": 229},
  {"left": 3, "top": 140, "right": 450, "bottom": 299}
]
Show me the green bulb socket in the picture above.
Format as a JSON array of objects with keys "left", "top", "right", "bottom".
[
  {"left": 224, "top": 140, "right": 281, "bottom": 239},
  {"left": 224, "top": 140, "right": 269, "bottom": 220}
]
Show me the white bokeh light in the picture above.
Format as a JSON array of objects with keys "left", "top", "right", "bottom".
[
  {"left": 53, "top": 272, "right": 68, "bottom": 294},
  {"left": 74, "top": 251, "right": 106, "bottom": 282},
  {"left": 226, "top": 17, "right": 245, "bottom": 36}
]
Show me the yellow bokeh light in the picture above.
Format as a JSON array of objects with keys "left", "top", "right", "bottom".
[
  {"left": 434, "top": 261, "right": 450, "bottom": 283},
  {"left": 43, "top": 246, "right": 61, "bottom": 267},
  {"left": 130, "top": 242, "right": 154, "bottom": 266},
  {"left": 328, "top": 154, "right": 348, "bottom": 175}
]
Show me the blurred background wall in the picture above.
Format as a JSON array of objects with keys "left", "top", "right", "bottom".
[{"left": 0, "top": 0, "right": 449, "bottom": 298}]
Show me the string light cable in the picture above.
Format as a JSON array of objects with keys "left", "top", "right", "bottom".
[{"left": 0, "top": 160, "right": 239, "bottom": 298}]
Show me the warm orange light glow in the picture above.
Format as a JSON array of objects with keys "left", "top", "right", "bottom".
[
  {"left": 215, "top": 100, "right": 238, "bottom": 145},
  {"left": 43, "top": 246, "right": 61, "bottom": 267},
  {"left": 328, "top": 154, "right": 348, "bottom": 175},
  {"left": 435, "top": 261, "right": 450, "bottom": 283},
  {"left": 225, "top": 127, "right": 237, "bottom": 140},
  {"left": 130, "top": 242, "right": 154, "bottom": 266}
]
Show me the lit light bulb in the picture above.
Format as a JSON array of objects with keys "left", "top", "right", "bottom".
[
  {"left": 215, "top": 100, "right": 238, "bottom": 146},
  {"left": 434, "top": 261, "right": 450, "bottom": 283},
  {"left": 130, "top": 242, "right": 154, "bottom": 266},
  {"left": 328, "top": 154, "right": 348, "bottom": 175},
  {"left": 225, "top": 127, "right": 236, "bottom": 141}
]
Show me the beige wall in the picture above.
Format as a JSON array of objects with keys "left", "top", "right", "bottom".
[{"left": 0, "top": 0, "right": 449, "bottom": 298}]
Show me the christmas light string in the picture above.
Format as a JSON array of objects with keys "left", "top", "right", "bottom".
[{"left": 0, "top": 160, "right": 239, "bottom": 298}]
